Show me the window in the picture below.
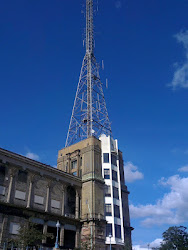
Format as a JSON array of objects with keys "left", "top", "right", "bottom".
[
  {"left": 9, "top": 222, "right": 20, "bottom": 235},
  {"left": 34, "top": 195, "right": 44, "bottom": 205},
  {"left": 15, "top": 190, "right": 26, "bottom": 200},
  {"left": 105, "top": 185, "right": 111, "bottom": 197},
  {"left": 18, "top": 170, "right": 27, "bottom": 183},
  {"left": 115, "top": 224, "right": 121, "bottom": 239},
  {"left": 0, "top": 185, "right": 5, "bottom": 195},
  {"left": 0, "top": 166, "right": 5, "bottom": 178},
  {"left": 113, "top": 186, "right": 119, "bottom": 199},
  {"left": 105, "top": 204, "right": 112, "bottom": 216},
  {"left": 51, "top": 199, "right": 60, "bottom": 209},
  {"left": 111, "top": 154, "right": 117, "bottom": 166},
  {"left": 114, "top": 205, "right": 120, "bottom": 218},
  {"left": 112, "top": 170, "right": 118, "bottom": 182},
  {"left": 80, "top": 157, "right": 82, "bottom": 166},
  {"left": 71, "top": 160, "right": 77, "bottom": 170},
  {"left": 65, "top": 163, "right": 68, "bottom": 172},
  {"left": 106, "top": 223, "right": 112, "bottom": 237},
  {"left": 103, "top": 153, "right": 109, "bottom": 163},
  {"left": 104, "top": 169, "right": 110, "bottom": 179}
]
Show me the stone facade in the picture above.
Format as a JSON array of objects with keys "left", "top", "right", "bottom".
[{"left": 0, "top": 147, "right": 81, "bottom": 249}]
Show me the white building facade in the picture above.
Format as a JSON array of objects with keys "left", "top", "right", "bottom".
[{"left": 100, "top": 135, "right": 132, "bottom": 249}]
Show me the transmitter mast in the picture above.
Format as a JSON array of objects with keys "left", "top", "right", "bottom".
[{"left": 65, "top": 0, "right": 112, "bottom": 147}]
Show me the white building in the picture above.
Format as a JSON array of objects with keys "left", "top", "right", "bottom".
[{"left": 100, "top": 134, "right": 132, "bottom": 249}]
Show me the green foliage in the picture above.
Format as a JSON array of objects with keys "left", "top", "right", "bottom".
[
  {"left": 159, "top": 226, "right": 188, "bottom": 250},
  {"left": 9, "top": 221, "right": 53, "bottom": 248}
]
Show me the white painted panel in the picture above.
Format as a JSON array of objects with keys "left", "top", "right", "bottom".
[
  {"left": 34, "top": 195, "right": 44, "bottom": 205},
  {"left": 15, "top": 190, "right": 26, "bottom": 200},
  {"left": 0, "top": 185, "right": 5, "bottom": 195},
  {"left": 51, "top": 199, "right": 60, "bottom": 209},
  {"left": 9, "top": 222, "right": 20, "bottom": 235}
]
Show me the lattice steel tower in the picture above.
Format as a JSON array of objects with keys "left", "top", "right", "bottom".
[{"left": 65, "top": 0, "right": 112, "bottom": 147}]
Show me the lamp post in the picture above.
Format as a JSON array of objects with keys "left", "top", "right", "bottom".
[
  {"left": 54, "top": 220, "right": 60, "bottom": 249},
  {"left": 109, "top": 234, "right": 112, "bottom": 250}
]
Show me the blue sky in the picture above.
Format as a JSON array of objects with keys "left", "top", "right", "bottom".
[{"left": 0, "top": 0, "right": 188, "bottom": 248}]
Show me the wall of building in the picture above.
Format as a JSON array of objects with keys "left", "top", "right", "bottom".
[{"left": 0, "top": 148, "right": 81, "bottom": 249}]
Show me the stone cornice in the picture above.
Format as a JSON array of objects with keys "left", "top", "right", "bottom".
[{"left": 0, "top": 147, "right": 82, "bottom": 187}]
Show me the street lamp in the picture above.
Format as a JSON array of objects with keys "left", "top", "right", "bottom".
[
  {"left": 54, "top": 220, "right": 60, "bottom": 249},
  {"left": 109, "top": 234, "right": 112, "bottom": 250}
]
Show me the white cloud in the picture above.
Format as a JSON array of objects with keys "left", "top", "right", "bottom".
[
  {"left": 124, "top": 161, "right": 144, "bottom": 183},
  {"left": 133, "top": 239, "right": 163, "bottom": 250},
  {"left": 169, "top": 30, "right": 188, "bottom": 89},
  {"left": 178, "top": 165, "right": 188, "bottom": 172},
  {"left": 133, "top": 246, "right": 148, "bottom": 250},
  {"left": 150, "top": 238, "right": 163, "bottom": 248},
  {"left": 130, "top": 175, "right": 188, "bottom": 226},
  {"left": 25, "top": 152, "right": 40, "bottom": 161}
]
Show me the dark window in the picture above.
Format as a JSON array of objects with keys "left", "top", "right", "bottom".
[
  {"left": 0, "top": 166, "right": 5, "bottom": 177},
  {"left": 18, "top": 170, "right": 27, "bottom": 183},
  {"left": 104, "top": 169, "right": 110, "bottom": 179},
  {"left": 115, "top": 224, "right": 121, "bottom": 239},
  {"left": 80, "top": 157, "right": 82, "bottom": 166},
  {"left": 71, "top": 160, "right": 77, "bottom": 170},
  {"left": 103, "top": 153, "right": 109, "bottom": 163},
  {"left": 105, "top": 185, "right": 111, "bottom": 197},
  {"left": 112, "top": 170, "right": 118, "bottom": 182},
  {"left": 111, "top": 154, "right": 117, "bottom": 166},
  {"left": 114, "top": 205, "right": 120, "bottom": 218},
  {"left": 113, "top": 186, "right": 119, "bottom": 199},
  {"left": 106, "top": 223, "right": 112, "bottom": 237},
  {"left": 105, "top": 204, "right": 112, "bottom": 216}
]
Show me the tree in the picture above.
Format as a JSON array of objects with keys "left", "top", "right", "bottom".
[
  {"left": 9, "top": 221, "right": 53, "bottom": 248},
  {"left": 159, "top": 226, "right": 188, "bottom": 250}
]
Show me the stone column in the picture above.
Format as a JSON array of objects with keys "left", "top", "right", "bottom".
[
  {"left": 61, "top": 185, "right": 67, "bottom": 216},
  {"left": 0, "top": 215, "right": 8, "bottom": 244},
  {"left": 45, "top": 180, "right": 52, "bottom": 212},
  {"left": 76, "top": 151, "right": 80, "bottom": 176},
  {"left": 27, "top": 174, "right": 35, "bottom": 208},
  {"left": 60, "top": 225, "right": 64, "bottom": 247},
  {"left": 6, "top": 168, "right": 16, "bottom": 203},
  {"left": 75, "top": 227, "right": 80, "bottom": 249},
  {"left": 67, "top": 153, "right": 71, "bottom": 173},
  {"left": 42, "top": 223, "right": 48, "bottom": 244},
  {"left": 75, "top": 189, "right": 80, "bottom": 219}
]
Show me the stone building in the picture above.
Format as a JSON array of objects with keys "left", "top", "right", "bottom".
[
  {"left": 0, "top": 147, "right": 82, "bottom": 249},
  {"left": 0, "top": 136, "right": 132, "bottom": 249}
]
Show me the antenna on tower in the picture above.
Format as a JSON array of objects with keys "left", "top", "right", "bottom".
[
  {"left": 102, "top": 60, "right": 104, "bottom": 70},
  {"left": 65, "top": 0, "right": 112, "bottom": 147},
  {"left": 106, "top": 78, "right": 108, "bottom": 89}
]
